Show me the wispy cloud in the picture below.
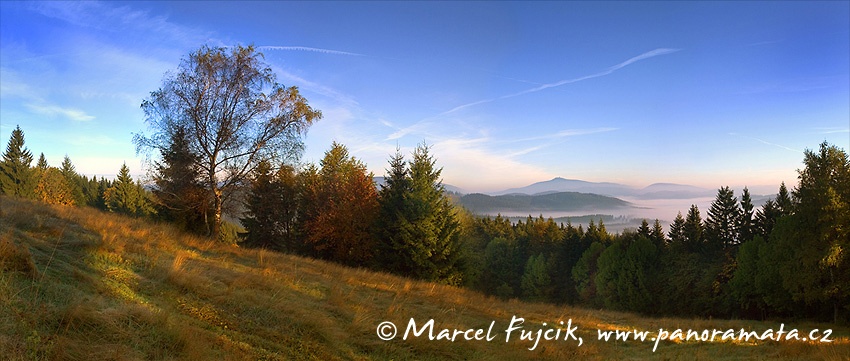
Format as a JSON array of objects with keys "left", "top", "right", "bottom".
[
  {"left": 25, "top": 103, "right": 95, "bottom": 122},
  {"left": 729, "top": 133, "right": 800, "bottom": 152},
  {"left": 0, "top": 68, "right": 40, "bottom": 100},
  {"left": 498, "top": 127, "right": 619, "bottom": 157},
  {"left": 510, "top": 127, "right": 619, "bottom": 143},
  {"left": 388, "top": 49, "right": 678, "bottom": 141},
  {"left": 29, "top": 1, "right": 210, "bottom": 47},
  {"left": 258, "top": 46, "right": 365, "bottom": 57},
  {"left": 440, "top": 48, "right": 681, "bottom": 116},
  {"left": 271, "top": 65, "right": 359, "bottom": 107},
  {"left": 813, "top": 127, "right": 850, "bottom": 134}
]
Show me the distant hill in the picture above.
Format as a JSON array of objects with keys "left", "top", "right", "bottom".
[
  {"left": 493, "top": 177, "right": 715, "bottom": 200},
  {"left": 493, "top": 177, "right": 636, "bottom": 197},
  {"left": 459, "top": 191, "right": 631, "bottom": 214}
]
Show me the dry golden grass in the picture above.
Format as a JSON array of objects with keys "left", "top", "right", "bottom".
[{"left": 1, "top": 195, "right": 848, "bottom": 360}]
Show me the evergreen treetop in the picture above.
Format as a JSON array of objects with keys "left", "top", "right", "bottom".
[{"left": 0, "top": 125, "right": 35, "bottom": 197}]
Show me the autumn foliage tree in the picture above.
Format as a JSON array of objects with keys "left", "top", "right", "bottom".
[
  {"left": 34, "top": 166, "right": 75, "bottom": 206},
  {"left": 299, "top": 142, "right": 378, "bottom": 266},
  {"left": 136, "top": 45, "right": 321, "bottom": 239}
]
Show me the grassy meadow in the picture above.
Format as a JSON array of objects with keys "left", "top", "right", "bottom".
[{"left": 1, "top": 196, "right": 848, "bottom": 360}]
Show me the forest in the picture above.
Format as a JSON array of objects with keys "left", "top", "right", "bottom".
[{"left": 2, "top": 45, "right": 848, "bottom": 324}]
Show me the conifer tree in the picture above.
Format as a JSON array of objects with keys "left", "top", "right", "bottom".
[
  {"left": 754, "top": 199, "right": 781, "bottom": 240},
  {"left": 667, "top": 211, "right": 686, "bottom": 247},
  {"left": 408, "top": 143, "right": 462, "bottom": 283},
  {"left": 776, "top": 182, "right": 792, "bottom": 216},
  {"left": 36, "top": 153, "right": 48, "bottom": 170},
  {"left": 60, "top": 155, "right": 85, "bottom": 205},
  {"left": 738, "top": 187, "right": 755, "bottom": 244},
  {"left": 374, "top": 144, "right": 462, "bottom": 284},
  {"left": 683, "top": 205, "right": 703, "bottom": 253},
  {"left": 637, "top": 219, "right": 651, "bottom": 239},
  {"left": 650, "top": 219, "right": 666, "bottom": 247},
  {"left": 241, "top": 160, "right": 300, "bottom": 250},
  {"left": 704, "top": 186, "right": 741, "bottom": 252},
  {"left": 521, "top": 253, "right": 552, "bottom": 302},
  {"left": 479, "top": 237, "right": 518, "bottom": 298},
  {"left": 104, "top": 163, "right": 153, "bottom": 217},
  {"left": 0, "top": 125, "right": 34, "bottom": 198},
  {"left": 374, "top": 150, "right": 414, "bottom": 273},
  {"left": 595, "top": 235, "right": 658, "bottom": 313},
  {"left": 152, "top": 127, "right": 209, "bottom": 234},
  {"left": 783, "top": 142, "right": 850, "bottom": 322},
  {"left": 572, "top": 241, "right": 606, "bottom": 306}
]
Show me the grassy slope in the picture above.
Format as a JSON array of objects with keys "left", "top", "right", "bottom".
[{"left": 1, "top": 196, "right": 847, "bottom": 360}]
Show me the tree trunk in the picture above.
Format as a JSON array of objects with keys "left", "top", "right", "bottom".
[
  {"left": 835, "top": 301, "right": 839, "bottom": 325},
  {"left": 209, "top": 161, "right": 222, "bottom": 240},
  {"left": 212, "top": 187, "right": 223, "bottom": 240}
]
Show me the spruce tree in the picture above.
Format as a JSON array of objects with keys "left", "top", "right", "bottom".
[
  {"left": 241, "top": 160, "right": 300, "bottom": 251},
  {"left": 784, "top": 142, "right": 850, "bottom": 322},
  {"left": 152, "top": 128, "right": 208, "bottom": 234},
  {"left": 60, "top": 155, "right": 85, "bottom": 205},
  {"left": 521, "top": 253, "right": 552, "bottom": 302},
  {"left": 374, "top": 144, "right": 462, "bottom": 284},
  {"left": 572, "top": 241, "right": 606, "bottom": 306},
  {"left": 683, "top": 205, "right": 703, "bottom": 253},
  {"left": 776, "top": 182, "right": 792, "bottom": 216},
  {"left": 704, "top": 186, "right": 741, "bottom": 252},
  {"left": 374, "top": 149, "right": 415, "bottom": 274},
  {"left": 754, "top": 199, "right": 780, "bottom": 240},
  {"left": 408, "top": 143, "right": 462, "bottom": 284},
  {"left": 36, "top": 153, "right": 48, "bottom": 170},
  {"left": 738, "top": 187, "right": 755, "bottom": 244},
  {"left": 595, "top": 235, "right": 658, "bottom": 313},
  {"left": 637, "top": 219, "right": 651, "bottom": 239},
  {"left": 667, "top": 212, "right": 686, "bottom": 247},
  {"left": 650, "top": 219, "right": 666, "bottom": 247},
  {"left": 0, "top": 125, "right": 34, "bottom": 197},
  {"left": 104, "top": 163, "right": 153, "bottom": 217},
  {"left": 480, "top": 237, "right": 519, "bottom": 298}
]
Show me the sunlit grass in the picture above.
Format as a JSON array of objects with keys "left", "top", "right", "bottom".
[{"left": 1, "top": 195, "right": 847, "bottom": 360}]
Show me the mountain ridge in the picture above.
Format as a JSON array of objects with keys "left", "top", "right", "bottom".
[{"left": 492, "top": 177, "right": 715, "bottom": 199}]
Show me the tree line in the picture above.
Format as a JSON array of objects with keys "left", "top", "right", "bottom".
[
  {"left": 2, "top": 44, "right": 847, "bottom": 323},
  {"left": 1, "top": 125, "right": 153, "bottom": 217},
  {"left": 462, "top": 141, "right": 848, "bottom": 323},
  {"left": 5, "top": 120, "right": 847, "bottom": 322}
]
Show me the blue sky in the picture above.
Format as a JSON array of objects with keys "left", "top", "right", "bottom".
[{"left": 1, "top": 1, "right": 848, "bottom": 194}]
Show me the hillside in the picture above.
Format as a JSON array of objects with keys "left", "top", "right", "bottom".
[
  {"left": 459, "top": 191, "right": 631, "bottom": 215},
  {"left": 1, "top": 196, "right": 848, "bottom": 360}
]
